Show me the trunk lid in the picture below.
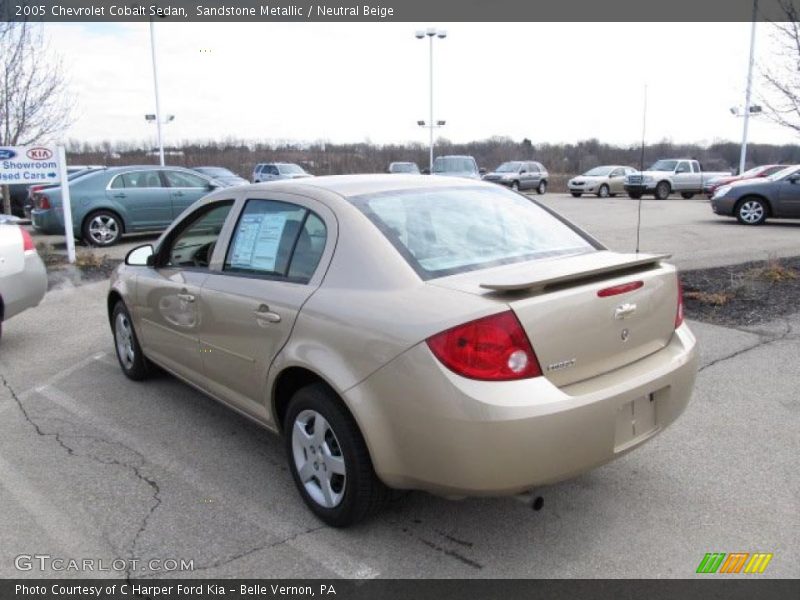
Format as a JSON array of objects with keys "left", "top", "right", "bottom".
[{"left": 429, "top": 251, "right": 679, "bottom": 387}]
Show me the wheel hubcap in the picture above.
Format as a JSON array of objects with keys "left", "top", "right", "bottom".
[
  {"left": 115, "top": 313, "right": 135, "bottom": 370},
  {"left": 600, "top": 186, "right": 609, "bottom": 197},
  {"left": 89, "top": 216, "right": 119, "bottom": 244},
  {"left": 740, "top": 201, "right": 764, "bottom": 223},
  {"left": 291, "top": 410, "right": 346, "bottom": 508}
]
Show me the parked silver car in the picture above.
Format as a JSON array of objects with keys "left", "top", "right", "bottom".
[
  {"left": 711, "top": 165, "right": 800, "bottom": 225},
  {"left": 568, "top": 166, "right": 638, "bottom": 198},
  {"left": 252, "top": 163, "right": 313, "bottom": 183},
  {"left": 0, "top": 223, "right": 47, "bottom": 340},
  {"left": 484, "top": 161, "right": 549, "bottom": 194}
]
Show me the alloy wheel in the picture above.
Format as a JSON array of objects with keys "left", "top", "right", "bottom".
[
  {"left": 88, "top": 215, "right": 120, "bottom": 245},
  {"left": 739, "top": 200, "right": 765, "bottom": 224},
  {"left": 115, "top": 312, "right": 135, "bottom": 370},
  {"left": 291, "top": 409, "right": 347, "bottom": 508}
]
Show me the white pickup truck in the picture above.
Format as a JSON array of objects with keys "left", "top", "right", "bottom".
[{"left": 624, "top": 159, "right": 731, "bottom": 200}]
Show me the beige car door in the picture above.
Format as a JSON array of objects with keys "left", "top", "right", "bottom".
[
  {"left": 609, "top": 168, "right": 626, "bottom": 193},
  {"left": 197, "top": 194, "right": 334, "bottom": 421},
  {"left": 134, "top": 200, "right": 236, "bottom": 384}
]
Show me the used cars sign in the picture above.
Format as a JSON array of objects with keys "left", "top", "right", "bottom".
[{"left": 0, "top": 145, "right": 61, "bottom": 184}]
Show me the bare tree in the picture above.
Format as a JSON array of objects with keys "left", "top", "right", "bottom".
[
  {"left": 0, "top": 22, "right": 73, "bottom": 213},
  {"left": 762, "top": 1, "right": 800, "bottom": 135}
]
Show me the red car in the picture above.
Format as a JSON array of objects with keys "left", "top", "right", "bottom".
[{"left": 705, "top": 164, "right": 789, "bottom": 198}]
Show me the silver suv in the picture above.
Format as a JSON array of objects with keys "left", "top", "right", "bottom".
[
  {"left": 252, "top": 162, "right": 312, "bottom": 183},
  {"left": 483, "top": 161, "right": 549, "bottom": 194}
]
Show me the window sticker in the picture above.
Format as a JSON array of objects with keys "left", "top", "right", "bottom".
[{"left": 230, "top": 212, "right": 288, "bottom": 272}]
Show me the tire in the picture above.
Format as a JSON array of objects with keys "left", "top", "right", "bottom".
[
  {"left": 83, "top": 210, "right": 123, "bottom": 247},
  {"left": 510, "top": 180, "right": 520, "bottom": 192},
  {"left": 570, "top": 192, "right": 582, "bottom": 198},
  {"left": 654, "top": 181, "right": 671, "bottom": 200},
  {"left": 285, "top": 383, "right": 390, "bottom": 527},
  {"left": 536, "top": 180, "right": 547, "bottom": 195},
  {"left": 628, "top": 191, "right": 643, "bottom": 199},
  {"left": 597, "top": 184, "right": 610, "bottom": 198},
  {"left": 735, "top": 197, "right": 768, "bottom": 225},
  {"left": 681, "top": 192, "right": 695, "bottom": 199},
  {"left": 112, "top": 301, "right": 150, "bottom": 381}
]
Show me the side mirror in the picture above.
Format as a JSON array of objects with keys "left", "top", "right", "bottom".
[
  {"left": 479, "top": 168, "right": 487, "bottom": 176},
  {"left": 125, "top": 244, "right": 154, "bottom": 267},
  {"left": 520, "top": 168, "right": 527, "bottom": 174},
  {"left": 422, "top": 168, "right": 431, "bottom": 175},
  {"left": 790, "top": 176, "right": 800, "bottom": 184}
]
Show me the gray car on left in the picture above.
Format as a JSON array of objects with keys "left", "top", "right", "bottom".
[
  {"left": 0, "top": 219, "right": 47, "bottom": 340},
  {"left": 30, "top": 166, "right": 224, "bottom": 246}
]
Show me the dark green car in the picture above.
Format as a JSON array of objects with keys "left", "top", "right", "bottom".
[{"left": 30, "top": 166, "right": 226, "bottom": 246}]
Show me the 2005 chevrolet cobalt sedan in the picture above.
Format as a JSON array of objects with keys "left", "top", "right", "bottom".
[{"left": 108, "top": 175, "right": 698, "bottom": 526}]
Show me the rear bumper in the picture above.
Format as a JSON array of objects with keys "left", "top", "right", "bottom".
[
  {"left": 30, "top": 208, "right": 67, "bottom": 235},
  {"left": 346, "top": 324, "right": 698, "bottom": 496},
  {"left": 0, "top": 253, "right": 47, "bottom": 321}
]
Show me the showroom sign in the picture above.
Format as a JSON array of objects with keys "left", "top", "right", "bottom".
[
  {"left": 0, "top": 145, "right": 76, "bottom": 263},
  {"left": 0, "top": 145, "right": 61, "bottom": 184}
]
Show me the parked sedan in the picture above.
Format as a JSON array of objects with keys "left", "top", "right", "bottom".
[
  {"left": 0, "top": 223, "right": 47, "bottom": 340},
  {"left": 109, "top": 175, "right": 697, "bottom": 526},
  {"left": 30, "top": 166, "right": 221, "bottom": 246},
  {"left": 252, "top": 162, "right": 312, "bottom": 183},
  {"left": 568, "top": 166, "right": 638, "bottom": 198},
  {"left": 704, "top": 164, "right": 789, "bottom": 198},
  {"left": 483, "top": 161, "right": 549, "bottom": 194},
  {"left": 711, "top": 165, "right": 800, "bottom": 225},
  {"left": 192, "top": 166, "right": 248, "bottom": 187},
  {"left": 387, "top": 162, "right": 420, "bottom": 174}
]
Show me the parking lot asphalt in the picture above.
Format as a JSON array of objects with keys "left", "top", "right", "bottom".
[{"left": 2, "top": 192, "right": 797, "bottom": 579}]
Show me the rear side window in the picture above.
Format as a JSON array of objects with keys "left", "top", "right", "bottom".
[
  {"left": 349, "top": 186, "right": 595, "bottom": 280},
  {"left": 164, "top": 170, "right": 208, "bottom": 188},
  {"left": 224, "top": 199, "right": 326, "bottom": 282},
  {"left": 113, "top": 170, "right": 163, "bottom": 189}
]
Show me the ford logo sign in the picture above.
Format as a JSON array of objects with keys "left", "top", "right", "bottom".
[
  {"left": 0, "top": 148, "right": 17, "bottom": 160},
  {"left": 27, "top": 147, "right": 53, "bottom": 160}
]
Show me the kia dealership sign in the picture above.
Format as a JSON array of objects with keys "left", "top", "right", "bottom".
[{"left": 0, "top": 145, "right": 61, "bottom": 184}]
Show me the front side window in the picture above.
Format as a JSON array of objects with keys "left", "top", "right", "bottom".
[
  {"left": 224, "top": 199, "right": 327, "bottom": 282},
  {"left": 349, "top": 186, "right": 595, "bottom": 280},
  {"left": 676, "top": 162, "right": 690, "bottom": 174},
  {"left": 164, "top": 201, "right": 234, "bottom": 268},
  {"left": 165, "top": 170, "right": 208, "bottom": 188}
]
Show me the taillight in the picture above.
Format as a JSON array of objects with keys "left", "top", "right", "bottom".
[
  {"left": 426, "top": 310, "right": 542, "bottom": 381},
  {"left": 675, "top": 279, "right": 685, "bottom": 329},
  {"left": 20, "top": 226, "right": 35, "bottom": 253},
  {"left": 36, "top": 194, "right": 51, "bottom": 209}
]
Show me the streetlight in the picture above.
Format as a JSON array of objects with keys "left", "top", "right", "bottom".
[
  {"left": 145, "top": 113, "right": 175, "bottom": 160},
  {"left": 415, "top": 27, "right": 447, "bottom": 172},
  {"left": 737, "top": 0, "right": 759, "bottom": 175},
  {"left": 148, "top": 16, "right": 168, "bottom": 166}
]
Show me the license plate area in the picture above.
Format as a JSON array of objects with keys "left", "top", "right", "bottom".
[{"left": 614, "top": 393, "right": 657, "bottom": 452}]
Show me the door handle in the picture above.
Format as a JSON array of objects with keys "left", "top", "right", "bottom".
[
  {"left": 254, "top": 304, "right": 281, "bottom": 323},
  {"left": 177, "top": 292, "right": 195, "bottom": 303},
  {"left": 173, "top": 191, "right": 185, "bottom": 197},
  {"left": 113, "top": 193, "right": 126, "bottom": 199}
]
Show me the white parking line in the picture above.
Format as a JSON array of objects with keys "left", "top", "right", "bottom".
[
  {"left": 18, "top": 352, "right": 108, "bottom": 401},
  {"left": 0, "top": 453, "right": 112, "bottom": 572},
  {"left": 34, "top": 384, "right": 379, "bottom": 579}
]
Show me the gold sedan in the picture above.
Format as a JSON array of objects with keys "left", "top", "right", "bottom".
[{"left": 108, "top": 175, "right": 698, "bottom": 526}]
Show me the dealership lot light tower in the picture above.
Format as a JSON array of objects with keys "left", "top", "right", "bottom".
[
  {"left": 149, "top": 19, "right": 166, "bottom": 166},
  {"left": 415, "top": 28, "right": 446, "bottom": 172}
]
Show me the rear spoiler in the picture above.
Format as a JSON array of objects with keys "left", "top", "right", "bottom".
[{"left": 479, "top": 252, "right": 672, "bottom": 293}]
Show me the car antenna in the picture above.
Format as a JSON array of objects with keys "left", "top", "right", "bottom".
[{"left": 635, "top": 83, "right": 647, "bottom": 254}]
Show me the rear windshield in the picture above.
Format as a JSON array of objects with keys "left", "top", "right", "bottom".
[{"left": 348, "top": 186, "right": 596, "bottom": 279}]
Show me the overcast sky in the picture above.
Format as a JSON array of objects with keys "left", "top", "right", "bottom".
[{"left": 45, "top": 22, "right": 796, "bottom": 148}]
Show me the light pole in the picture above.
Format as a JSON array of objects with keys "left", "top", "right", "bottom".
[
  {"left": 149, "top": 20, "right": 166, "bottom": 166},
  {"left": 738, "top": 0, "right": 759, "bottom": 175},
  {"left": 145, "top": 113, "right": 175, "bottom": 161},
  {"left": 415, "top": 28, "right": 446, "bottom": 172}
]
